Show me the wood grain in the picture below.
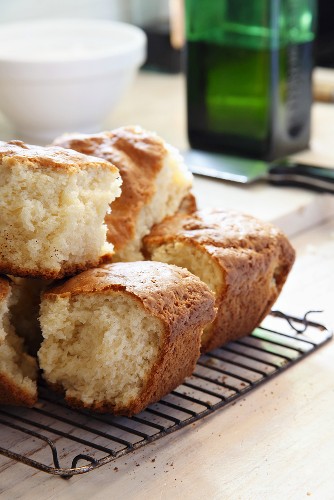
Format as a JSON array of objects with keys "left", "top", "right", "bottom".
[{"left": 0, "top": 71, "right": 334, "bottom": 499}]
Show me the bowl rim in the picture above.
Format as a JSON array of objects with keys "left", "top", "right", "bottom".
[{"left": 0, "top": 18, "right": 147, "bottom": 79}]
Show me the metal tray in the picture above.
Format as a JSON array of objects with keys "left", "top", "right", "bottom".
[{"left": 0, "top": 311, "right": 331, "bottom": 478}]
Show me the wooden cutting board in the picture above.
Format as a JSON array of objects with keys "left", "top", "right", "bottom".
[{"left": 194, "top": 175, "right": 334, "bottom": 237}]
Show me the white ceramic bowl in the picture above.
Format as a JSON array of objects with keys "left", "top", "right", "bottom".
[{"left": 0, "top": 19, "right": 146, "bottom": 142}]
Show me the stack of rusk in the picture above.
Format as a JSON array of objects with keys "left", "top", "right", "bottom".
[{"left": 0, "top": 126, "right": 294, "bottom": 416}]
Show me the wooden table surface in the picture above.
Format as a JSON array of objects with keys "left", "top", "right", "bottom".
[{"left": 0, "top": 72, "right": 334, "bottom": 500}]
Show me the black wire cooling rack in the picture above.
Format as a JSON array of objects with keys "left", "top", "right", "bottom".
[{"left": 0, "top": 311, "right": 332, "bottom": 478}]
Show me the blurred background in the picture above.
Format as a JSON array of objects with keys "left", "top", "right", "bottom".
[
  {"left": 1, "top": 0, "right": 333, "bottom": 69},
  {"left": 0, "top": 0, "right": 167, "bottom": 25},
  {"left": 0, "top": 0, "right": 333, "bottom": 152}
]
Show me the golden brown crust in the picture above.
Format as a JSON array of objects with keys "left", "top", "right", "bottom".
[
  {"left": 177, "top": 192, "right": 197, "bottom": 215},
  {"left": 44, "top": 261, "right": 216, "bottom": 343},
  {"left": 141, "top": 193, "right": 198, "bottom": 260},
  {"left": 43, "top": 261, "right": 216, "bottom": 415},
  {"left": 0, "top": 254, "right": 113, "bottom": 280},
  {"left": 0, "top": 139, "right": 118, "bottom": 174},
  {"left": 0, "top": 275, "right": 11, "bottom": 301},
  {"left": 53, "top": 127, "right": 167, "bottom": 254},
  {"left": 143, "top": 209, "right": 296, "bottom": 352},
  {"left": 145, "top": 209, "right": 290, "bottom": 252},
  {"left": 0, "top": 372, "right": 37, "bottom": 407}
]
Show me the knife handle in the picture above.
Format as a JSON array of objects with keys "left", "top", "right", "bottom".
[{"left": 268, "top": 162, "right": 334, "bottom": 194}]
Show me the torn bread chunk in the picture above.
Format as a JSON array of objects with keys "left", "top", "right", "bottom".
[
  {"left": 143, "top": 209, "right": 296, "bottom": 352},
  {"left": 0, "top": 276, "right": 38, "bottom": 406},
  {"left": 53, "top": 126, "right": 193, "bottom": 262},
  {"left": 0, "top": 140, "right": 122, "bottom": 279},
  {"left": 38, "top": 261, "right": 216, "bottom": 416}
]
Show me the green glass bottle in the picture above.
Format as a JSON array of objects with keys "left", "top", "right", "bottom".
[{"left": 185, "top": 0, "right": 317, "bottom": 160}]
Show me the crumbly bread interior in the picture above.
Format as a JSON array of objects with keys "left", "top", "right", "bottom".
[
  {"left": 0, "top": 159, "right": 121, "bottom": 277},
  {"left": 114, "top": 145, "right": 193, "bottom": 262},
  {"left": 149, "top": 242, "right": 222, "bottom": 295},
  {"left": 145, "top": 209, "right": 295, "bottom": 352},
  {"left": 10, "top": 277, "right": 50, "bottom": 355},
  {"left": 0, "top": 285, "right": 38, "bottom": 401},
  {"left": 148, "top": 242, "right": 223, "bottom": 345},
  {"left": 38, "top": 293, "right": 164, "bottom": 409}
]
